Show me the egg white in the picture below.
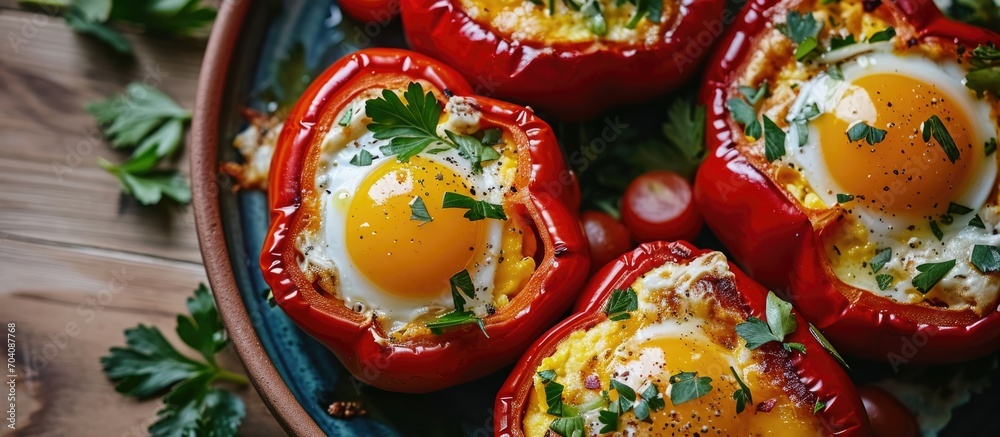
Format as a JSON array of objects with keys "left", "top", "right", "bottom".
[{"left": 296, "top": 92, "right": 511, "bottom": 332}]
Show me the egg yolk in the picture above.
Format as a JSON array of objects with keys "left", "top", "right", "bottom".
[
  {"left": 816, "top": 72, "right": 982, "bottom": 221},
  {"left": 623, "top": 336, "right": 820, "bottom": 436},
  {"left": 345, "top": 156, "right": 485, "bottom": 298}
]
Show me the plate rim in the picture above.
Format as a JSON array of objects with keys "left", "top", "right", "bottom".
[{"left": 189, "top": 1, "right": 325, "bottom": 435}]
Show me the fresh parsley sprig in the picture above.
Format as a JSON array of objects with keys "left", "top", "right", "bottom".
[
  {"left": 605, "top": 287, "right": 639, "bottom": 321},
  {"left": 668, "top": 371, "right": 713, "bottom": 405},
  {"left": 781, "top": 11, "right": 822, "bottom": 60},
  {"left": 101, "top": 284, "right": 246, "bottom": 437},
  {"left": 442, "top": 192, "right": 507, "bottom": 221},
  {"left": 730, "top": 366, "right": 752, "bottom": 413},
  {"left": 735, "top": 291, "right": 806, "bottom": 353}
]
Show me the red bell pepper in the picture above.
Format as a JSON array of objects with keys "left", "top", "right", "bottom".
[
  {"left": 495, "top": 241, "right": 869, "bottom": 436},
  {"left": 399, "top": 0, "right": 728, "bottom": 120},
  {"left": 337, "top": 0, "right": 398, "bottom": 24},
  {"left": 694, "top": 0, "right": 1000, "bottom": 363},
  {"left": 261, "top": 48, "right": 589, "bottom": 393}
]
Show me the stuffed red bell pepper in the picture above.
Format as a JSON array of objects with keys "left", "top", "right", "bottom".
[
  {"left": 496, "top": 241, "right": 869, "bottom": 436},
  {"left": 261, "top": 48, "right": 589, "bottom": 393},
  {"left": 694, "top": 0, "right": 1000, "bottom": 363},
  {"left": 400, "top": 0, "right": 728, "bottom": 120}
]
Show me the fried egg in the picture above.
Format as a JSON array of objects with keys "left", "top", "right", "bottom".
[
  {"left": 296, "top": 88, "right": 534, "bottom": 334},
  {"left": 524, "top": 252, "right": 825, "bottom": 436},
  {"left": 780, "top": 45, "right": 1000, "bottom": 313}
]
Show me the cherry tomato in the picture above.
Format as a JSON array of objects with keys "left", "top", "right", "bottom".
[
  {"left": 338, "top": 0, "right": 398, "bottom": 24},
  {"left": 581, "top": 211, "right": 633, "bottom": 274},
  {"left": 621, "top": 171, "right": 703, "bottom": 243},
  {"left": 858, "top": 386, "right": 919, "bottom": 437}
]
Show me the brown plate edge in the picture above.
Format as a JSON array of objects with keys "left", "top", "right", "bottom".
[{"left": 189, "top": 1, "right": 325, "bottom": 436}]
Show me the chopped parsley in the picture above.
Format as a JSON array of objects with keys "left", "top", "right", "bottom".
[
  {"left": 442, "top": 192, "right": 507, "bottom": 221},
  {"left": 726, "top": 98, "right": 761, "bottom": 139},
  {"left": 425, "top": 311, "right": 488, "bottom": 337},
  {"left": 481, "top": 127, "right": 503, "bottom": 145},
  {"left": 668, "top": 371, "right": 713, "bottom": 405},
  {"left": 971, "top": 245, "right": 1000, "bottom": 273},
  {"left": 763, "top": 115, "right": 786, "bottom": 162},
  {"left": 540, "top": 371, "right": 567, "bottom": 416},
  {"left": 965, "top": 43, "right": 1000, "bottom": 98},
  {"left": 349, "top": 149, "right": 374, "bottom": 166},
  {"left": 922, "top": 115, "right": 961, "bottom": 163},
  {"left": 876, "top": 273, "right": 894, "bottom": 291},
  {"left": 445, "top": 130, "right": 501, "bottom": 173},
  {"left": 448, "top": 269, "right": 475, "bottom": 311},
  {"left": 836, "top": 194, "right": 855, "bottom": 203},
  {"left": 826, "top": 64, "right": 845, "bottom": 80},
  {"left": 930, "top": 220, "right": 944, "bottom": 241},
  {"left": 338, "top": 107, "right": 353, "bottom": 126},
  {"left": 730, "top": 366, "right": 753, "bottom": 414},
  {"left": 830, "top": 34, "right": 857, "bottom": 50},
  {"left": 739, "top": 82, "right": 769, "bottom": 105},
  {"left": 870, "top": 247, "right": 891, "bottom": 273},
  {"left": 548, "top": 417, "right": 584, "bottom": 437},
  {"left": 987, "top": 138, "right": 997, "bottom": 156},
  {"left": 781, "top": 11, "right": 822, "bottom": 45},
  {"left": 605, "top": 288, "right": 639, "bottom": 321},
  {"left": 795, "top": 37, "right": 820, "bottom": 60},
  {"left": 912, "top": 260, "right": 957, "bottom": 293},
  {"left": 814, "top": 399, "right": 827, "bottom": 414},
  {"left": 867, "top": 27, "right": 896, "bottom": 42},
  {"left": 970, "top": 214, "right": 987, "bottom": 229},
  {"left": 948, "top": 202, "right": 974, "bottom": 215},
  {"left": 624, "top": 0, "right": 663, "bottom": 29},
  {"left": 846, "top": 122, "right": 887, "bottom": 145}
]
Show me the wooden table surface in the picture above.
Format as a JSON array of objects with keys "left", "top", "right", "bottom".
[{"left": 0, "top": 2, "right": 287, "bottom": 435}]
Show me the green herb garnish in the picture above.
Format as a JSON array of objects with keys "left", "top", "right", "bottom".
[
  {"left": 726, "top": 98, "right": 761, "bottom": 139},
  {"left": 548, "top": 416, "right": 585, "bottom": 437},
  {"left": 101, "top": 285, "right": 247, "bottom": 437},
  {"left": 868, "top": 27, "right": 896, "bottom": 42},
  {"left": 971, "top": 245, "right": 1000, "bottom": 273},
  {"left": 965, "top": 43, "right": 1000, "bottom": 98},
  {"left": 930, "top": 220, "right": 944, "bottom": 241},
  {"left": 781, "top": 11, "right": 822, "bottom": 44},
  {"left": 795, "top": 37, "right": 819, "bottom": 60},
  {"left": 442, "top": 192, "right": 507, "bottom": 221},
  {"left": 739, "top": 82, "right": 769, "bottom": 105},
  {"left": 836, "top": 194, "right": 855, "bottom": 203},
  {"left": 987, "top": 138, "right": 997, "bottom": 156},
  {"left": 763, "top": 115, "right": 786, "bottom": 162},
  {"left": 605, "top": 288, "right": 639, "bottom": 321},
  {"left": 876, "top": 274, "right": 894, "bottom": 291},
  {"left": 808, "top": 323, "right": 850, "bottom": 369},
  {"left": 445, "top": 130, "right": 501, "bottom": 173},
  {"left": 736, "top": 291, "right": 805, "bottom": 352},
  {"left": 830, "top": 34, "right": 857, "bottom": 50},
  {"left": 540, "top": 371, "right": 567, "bottom": 416},
  {"left": 624, "top": 0, "right": 663, "bottom": 29},
  {"left": 970, "top": 214, "right": 987, "bottom": 228},
  {"left": 846, "top": 122, "right": 887, "bottom": 145},
  {"left": 349, "top": 149, "right": 374, "bottom": 166},
  {"left": 426, "top": 311, "right": 488, "bottom": 337},
  {"left": 871, "top": 247, "right": 891, "bottom": 273},
  {"left": 814, "top": 399, "right": 827, "bottom": 414},
  {"left": 730, "top": 367, "right": 753, "bottom": 414},
  {"left": 366, "top": 83, "right": 447, "bottom": 162},
  {"left": 668, "top": 371, "right": 713, "bottom": 405},
  {"left": 912, "top": 260, "right": 957, "bottom": 293},
  {"left": 922, "top": 115, "right": 961, "bottom": 163}
]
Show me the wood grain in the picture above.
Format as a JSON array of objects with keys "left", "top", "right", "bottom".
[{"left": 0, "top": 4, "right": 286, "bottom": 436}]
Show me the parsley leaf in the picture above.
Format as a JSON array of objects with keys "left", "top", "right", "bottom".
[
  {"left": 922, "top": 115, "right": 961, "bottom": 163},
  {"left": 965, "top": 43, "right": 1000, "bottom": 97},
  {"left": 56, "top": 0, "right": 217, "bottom": 54},
  {"left": 871, "top": 247, "right": 892, "bottom": 274},
  {"left": 827, "top": 65, "right": 845, "bottom": 80},
  {"left": 339, "top": 107, "right": 354, "bottom": 126},
  {"left": 605, "top": 288, "right": 639, "bottom": 321},
  {"left": 808, "top": 323, "right": 850, "bottom": 369},
  {"left": 610, "top": 380, "right": 636, "bottom": 412},
  {"left": 98, "top": 152, "right": 191, "bottom": 206},
  {"left": 730, "top": 366, "right": 753, "bottom": 414},
  {"left": 101, "top": 284, "right": 247, "bottom": 437},
  {"left": 739, "top": 82, "right": 769, "bottom": 105},
  {"left": 795, "top": 37, "right": 819, "bottom": 60},
  {"left": 948, "top": 202, "right": 974, "bottom": 215},
  {"left": 598, "top": 408, "right": 619, "bottom": 433},
  {"left": 972, "top": 245, "right": 1000, "bottom": 273},
  {"left": 912, "top": 260, "right": 957, "bottom": 293},
  {"left": 867, "top": 27, "right": 896, "bottom": 42},
  {"left": 987, "top": 138, "right": 997, "bottom": 156},
  {"left": 727, "top": 98, "right": 761, "bottom": 139},
  {"left": 876, "top": 273, "right": 894, "bottom": 291},
  {"left": 930, "top": 220, "right": 944, "bottom": 241},
  {"left": 442, "top": 192, "right": 507, "bottom": 221},
  {"left": 970, "top": 214, "right": 987, "bottom": 228},
  {"left": 426, "top": 311, "right": 488, "bottom": 337},
  {"left": 367, "top": 83, "right": 446, "bottom": 162},
  {"left": 349, "top": 149, "right": 374, "bottom": 166},
  {"left": 635, "top": 384, "right": 666, "bottom": 420},
  {"left": 445, "top": 130, "right": 501, "bottom": 173},
  {"left": 668, "top": 371, "right": 713, "bottom": 405},
  {"left": 662, "top": 98, "right": 708, "bottom": 160},
  {"left": 782, "top": 11, "right": 822, "bottom": 44},
  {"left": 764, "top": 291, "right": 796, "bottom": 341},
  {"left": 64, "top": 6, "right": 132, "bottom": 54},
  {"left": 410, "top": 196, "right": 433, "bottom": 224},
  {"left": 540, "top": 371, "right": 567, "bottom": 416},
  {"left": 481, "top": 128, "right": 503, "bottom": 145},
  {"left": 625, "top": 0, "right": 663, "bottom": 29},
  {"left": 836, "top": 194, "right": 854, "bottom": 203},
  {"left": 548, "top": 416, "right": 585, "bottom": 437},
  {"left": 448, "top": 269, "right": 474, "bottom": 311},
  {"left": 735, "top": 317, "right": 782, "bottom": 349},
  {"left": 846, "top": 122, "right": 887, "bottom": 145},
  {"left": 87, "top": 83, "right": 191, "bottom": 157},
  {"left": 830, "top": 34, "right": 857, "bottom": 50},
  {"left": 814, "top": 399, "right": 827, "bottom": 414},
  {"left": 763, "top": 115, "right": 786, "bottom": 162}
]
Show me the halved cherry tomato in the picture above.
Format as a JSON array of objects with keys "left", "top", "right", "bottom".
[
  {"left": 621, "top": 171, "right": 702, "bottom": 243},
  {"left": 338, "top": 0, "right": 398, "bottom": 24},
  {"left": 858, "top": 386, "right": 918, "bottom": 437},
  {"left": 580, "top": 211, "right": 632, "bottom": 274}
]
